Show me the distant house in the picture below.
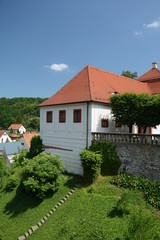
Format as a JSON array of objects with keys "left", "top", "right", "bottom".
[
  {"left": 20, "top": 132, "right": 39, "bottom": 150},
  {"left": 39, "top": 62, "right": 160, "bottom": 175},
  {"left": 0, "top": 130, "right": 12, "bottom": 143},
  {"left": 8, "top": 124, "right": 26, "bottom": 134},
  {"left": 0, "top": 142, "right": 22, "bottom": 164},
  {"left": 9, "top": 133, "right": 20, "bottom": 142}
]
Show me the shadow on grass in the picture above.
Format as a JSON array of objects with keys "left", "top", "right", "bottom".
[
  {"left": 108, "top": 207, "right": 125, "bottom": 218},
  {"left": 63, "top": 172, "right": 83, "bottom": 189},
  {"left": 3, "top": 185, "right": 42, "bottom": 218}
]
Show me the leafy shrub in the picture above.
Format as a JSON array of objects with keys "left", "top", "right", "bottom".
[
  {"left": 0, "top": 156, "right": 6, "bottom": 178},
  {"left": 89, "top": 140, "right": 121, "bottom": 175},
  {"left": 116, "top": 192, "right": 131, "bottom": 215},
  {"left": 80, "top": 149, "right": 102, "bottom": 184},
  {"left": 22, "top": 152, "right": 64, "bottom": 198},
  {"left": 5, "top": 175, "right": 19, "bottom": 192},
  {"left": 12, "top": 149, "right": 27, "bottom": 166},
  {"left": 111, "top": 174, "right": 160, "bottom": 210},
  {"left": 26, "top": 135, "right": 43, "bottom": 159}
]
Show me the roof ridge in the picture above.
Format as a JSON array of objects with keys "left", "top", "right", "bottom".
[
  {"left": 87, "top": 66, "right": 92, "bottom": 101},
  {"left": 87, "top": 65, "right": 135, "bottom": 81}
]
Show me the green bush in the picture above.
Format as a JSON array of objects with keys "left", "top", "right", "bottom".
[
  {"left": 0, "top": 156, "right": 6, "bottom": 179},
  {"left": 80, "top": 149, "right": 102, "bottom": 184},
  {"left": 89, "top": 140, "right": 121, "bottom": 175},
  {"left": 12, "top": 149, "right": 27, "bottom": 166},
  {"left": 26, "top": 135, "right": 43, "bottom": 159},
  {"left": 5, "top": 175, "right": 19, "bottom": 192},
  {"left": 111, "top": 174, "right": 160, "bottom": 210},
  {"left": 22, "top": 152, "right": 64, "bottom": 198}
]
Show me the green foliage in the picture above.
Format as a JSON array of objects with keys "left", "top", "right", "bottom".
[
  {"left": 121, "top": 70, "right": 138, "bottom": 79},
  {"left": 5, "top": 175, "right": 19, "bottom": 192},
  {"left": 80, "top": 149, "right": 102, "bottom": 184},
  {"left": 26, "top": 116, "right": 40, "bottom": 131},
  {"left": 0, "top": 97, "right": 46, "bottom": 130},
  {"left": 0, "top": 156, "right": 6, "bottom": 179},
  {"left": 111, "top": 174, "right": 160, "bottom": 210},
  {"left": 22, "top": 153, "right": 64, "bottom": 198},
  {"left": 89, "top": 140, "right": 121, "bottom": 175},
  {"left": 0, "top": 230, "right": 4, "bottom": 240},
  {"left": 125, "top": 210, "right": 160, "bottom": 240},
  {"left": 116, "top": 192, "right": 131, "bottom": 215},
  {"left": 12, "top": 149, "right": 27, "bottom": 167},
  {"left": 110, "top": 93, "right": 160, "bottom": 133},
  {"left": 26, "top": 135, "right": 43, "bottom": 159}
]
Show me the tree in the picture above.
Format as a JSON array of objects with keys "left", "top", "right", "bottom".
[
  {"left": 26, "top": 116, "right": 40, "bottom": 131},
  {"left": 26, "top": 135, "right": 43, "bottom": 159},
  {"left": 0, "top": 156, "right": 6, "bottom": 179},
  {"left": 122, "top": 70, "right": 138, "bottom": 79},
  {"left": 110, "top": 93, "right": 160, "bottom": 133},
  {"left": 22, "top": 153, "right": 64, "bottom": 198},
  {"left": 110, "top": 93, "right": 138, "bottom": 133}
]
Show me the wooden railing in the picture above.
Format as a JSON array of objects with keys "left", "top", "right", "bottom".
[{"left": 92, "top": 132, "right": 160, "bottom": 146}]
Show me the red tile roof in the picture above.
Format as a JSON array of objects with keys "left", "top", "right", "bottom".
[
  {"left": 23, "top": 132, "right": 39, "bottom": 148},
  {"left": 138, "top": 68, "right": 160, "bottom": 82},
  {"left": 8, "top": 124, "right": 23, "bottom": 130},
  {"left": 0, "top": 130, "right": 5, "bottom": 138},
  {"left": 39, "top": 66, "right": 151, "bottom": 107}
]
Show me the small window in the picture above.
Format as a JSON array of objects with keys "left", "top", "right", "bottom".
[
  {"left": 46, "top": 111, "right": 52, "bottom": 123},
  {"left": 59, "top": 110, "right": 66, "bottom": 123},
  {"left": 101, "top": 118, "right": 109, "bottom": 128},
  {"left": 73, "top": 109, "right": 81, "bottom": 123}
]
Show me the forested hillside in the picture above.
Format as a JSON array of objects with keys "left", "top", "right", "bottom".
[{"left": 0, "top": 97, "right": 47, "bottom": 131}]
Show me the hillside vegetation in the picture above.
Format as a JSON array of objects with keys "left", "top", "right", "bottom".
[
  {"left": 0, "top": 97, "right": 47, "bottom": 131},
  {"left": 0, "top": 172, "right": 160, "bottom": 240}
]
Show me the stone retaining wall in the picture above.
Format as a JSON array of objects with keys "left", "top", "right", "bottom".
[{"left": 115, "top": 143, "right": 160, "bottom": 182}]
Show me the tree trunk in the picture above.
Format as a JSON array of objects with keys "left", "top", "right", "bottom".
[{"left": 129, "top": 125, "right": 132, "bottom": 133}]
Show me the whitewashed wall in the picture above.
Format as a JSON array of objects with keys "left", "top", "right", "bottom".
[
  {"left": 90, "top": 102, "right": 129, "bottom": 134},
  {"left": 0, "top": 132, "right": 12, "bottom": 143},
  {"left": 40, "top": 103, "right": 89, "bottom": 175},
  {"left": 19, "top": 126, "right": 26, "bottom": 134}
]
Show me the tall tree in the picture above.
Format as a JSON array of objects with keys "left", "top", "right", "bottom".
[
  {"left": 110, "top": 93, "right": 160, "bottom": 133},
  {"left": 122, "top": 70, "right": 138, "bottom": 79}
]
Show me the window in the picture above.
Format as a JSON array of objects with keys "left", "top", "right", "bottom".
[
  {"left": 46, "top": 111, "right": 52, "bottom": 123},
  {"left": 101, "top": 118, "right": 109, "bottom": 128},
  {"left": 73, "top": 109, "right": 81, "bottom": 123},
  {"left": 59, "top": 110, "right": 66, "bottom": 123}
]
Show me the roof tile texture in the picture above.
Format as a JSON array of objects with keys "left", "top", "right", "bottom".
[{"left": 39, "top": 66, "right": 151, "bottom": 107}]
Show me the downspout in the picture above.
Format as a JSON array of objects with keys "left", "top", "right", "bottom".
[{"left": 86, "top": 102, "right": 89, "bottom": 149}]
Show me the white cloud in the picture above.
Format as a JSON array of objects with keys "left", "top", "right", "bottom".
[
  {"left": 143, "top": 20, "right": 160, "bottom": 29},
  {"left": 134, "top": 31, "right": 142, "bottom": 36},
  {"left": 45, "top": 63, "right": 69, "bottom": 72}
]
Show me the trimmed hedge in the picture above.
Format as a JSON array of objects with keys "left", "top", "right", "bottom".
[
  {"left": 89, "top": 140, "right": 121, "bottom": 175},
  {"left": 80, "top": 149, "right": 102, "bottom": 184},
  {"left": 111, "top": 174, "right": 160, "bottom": 210}
]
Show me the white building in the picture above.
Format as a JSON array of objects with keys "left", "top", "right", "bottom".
[
  {"left": 8, "top": 124, "right": 26, "bottom": 135},
  {"left": 39, "top": 64, "right": 160, "bottom": 175},
  {"left": 0, "top": 130, "right": 12, "bottom": 143}
]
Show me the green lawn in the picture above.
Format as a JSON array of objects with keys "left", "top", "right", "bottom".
[{"left": 0, "top": 176, "right": 160, "bottom": 240}]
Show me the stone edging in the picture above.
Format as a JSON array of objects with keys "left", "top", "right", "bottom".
[{"left": 17, "top": 188, "right": 76, "bottom": 240}]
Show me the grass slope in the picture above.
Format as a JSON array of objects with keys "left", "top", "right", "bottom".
[{"left": 0, "top": 176, "right": 160, "bottom": 240}]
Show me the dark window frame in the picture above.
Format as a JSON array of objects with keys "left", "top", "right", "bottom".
[
  {"left": 101, "top": 118, "right": 109, "bottom": 128},
  {"left": 59, "top": 110, "right": 66, "bottom": 123},
  {"left": 73, "top": 109, "right": 81, "bottom": 123},
  {"left": 46, "top": 111, "right": 53, "bottom": 123}
]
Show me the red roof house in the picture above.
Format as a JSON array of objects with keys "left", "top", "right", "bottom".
[
  {"left": 39, "top": 63, "right": 160, "bottom": 175},
  {"left": 8, "top": 124, "right": 26, "bottom": 134}
]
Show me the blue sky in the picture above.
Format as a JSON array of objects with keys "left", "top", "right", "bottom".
[{"left": 0, "top": 0, "right": 160, "bottom": 98}]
